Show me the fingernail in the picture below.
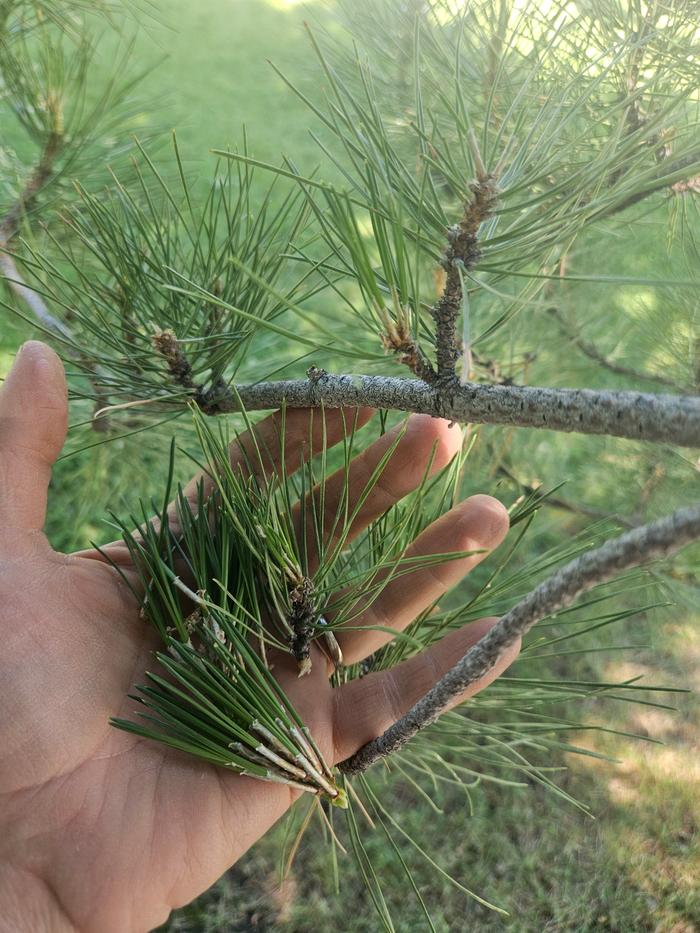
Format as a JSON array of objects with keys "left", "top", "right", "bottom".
[
  {"left": 16, "top": 341, "right": 53, "bottom": 374},
  {"left": 19, "top": 340, "right": 47, "bottom": 358}
]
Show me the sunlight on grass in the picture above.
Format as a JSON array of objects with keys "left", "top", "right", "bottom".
[
  {"left": 564, "top": 639, "right": 700, "bottom": 931},
  {"left": 260, "top": 0, "right": 306, "bottom": 8},
  {"left": 669, "top": 621, "right": 700, "bottom": 691}
]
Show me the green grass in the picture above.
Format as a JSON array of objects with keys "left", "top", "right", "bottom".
[{"left": 1, "top": 1, "right": 699, "bottom": 930}]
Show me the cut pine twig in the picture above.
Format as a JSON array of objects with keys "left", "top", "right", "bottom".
[{"left": 339, "top": 502, "right": 700, "bottom": 775}]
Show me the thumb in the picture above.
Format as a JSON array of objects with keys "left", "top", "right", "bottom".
[{"left": 0, "top": 341, "right": 68, "bottom": 532}]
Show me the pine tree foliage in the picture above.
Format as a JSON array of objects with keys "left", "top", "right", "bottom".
[
  {"left": 1, "top": 0, "right": 699, "bottom": 925},
  {"left": 0, "top": 1, "right": 149, "bottom": 210},
  {"left": 5, "top": 0, "right": 700, "bottom": 413}
]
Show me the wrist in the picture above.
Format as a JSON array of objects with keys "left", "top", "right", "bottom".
[{"left": 0, "top": 863, "right": 76, "bottom": 933}]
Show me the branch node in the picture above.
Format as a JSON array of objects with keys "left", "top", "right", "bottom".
[
  {"left": 307, "top": 365, "right": 328, "bottom": 383},
  {"left": 288, "top": 576, "right": 318, "bottom": 677},
  {"left": 152, "top": 328, "right": 194, "bottom": 388},
  {"left": 195, "top": 378, "right": 232, "bottom": 415},
  {"left": 380, "top": 310, "right": 437, "bottom": 383}
]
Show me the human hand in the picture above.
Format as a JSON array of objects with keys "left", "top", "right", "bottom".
[{"left": 0, "top": 342, "right": 518, "bottom": 932}]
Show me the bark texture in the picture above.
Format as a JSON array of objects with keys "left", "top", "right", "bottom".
[
  {"left": 340, "top": 502, "right": 700, "bottom": 774},
  {"left": 222, "top": 375, "right": 700, "bottom": 448}
]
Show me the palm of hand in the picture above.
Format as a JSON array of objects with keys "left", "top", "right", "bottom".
[
  {"left": 0, "top": 343, "right": 515, "bottom": 933},
  {"left": 3, "top": 534, "right": 334, "bottom": 931}
]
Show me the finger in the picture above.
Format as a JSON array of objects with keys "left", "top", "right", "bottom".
[
  {"left": 295, "top": 414, "right": 462, "bottom": 572},
  {"left": 177, "top": 405, "right": 375, "bottom": 522},
  {"left": 87, "top": 406, "right": 375, "bottom": 562},
  {"left": 334, "top": 494, "right": 510, "bottom": 665},
  {"left": 332, "top": 616, "right": 521, "bottom": 763},
  {"left": 0, "top": 341, "right": 67, "bottom": 532},
  {"left": 183, "top": 406, "right": 376, "bottom": 496}
]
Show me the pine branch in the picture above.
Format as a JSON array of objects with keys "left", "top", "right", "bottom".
[
  {"left": 0, "top": 129, "right": 74, "bottom": 340},
  {"left": 431, "top": 138, "right": 499, "bottom": 382},
  {"left": 604, "top": 148, "right": 700, "bottom": 217},
  {"left": 212, "top": 374, "right": 700, "bottom": 448},
  {"left": 0, "top": 130, "right": 63, "bottom": 243},
  {"left": 546, "top": 306, "right": 687, "bottom": 392},
  {"left": 496, "top": 464, "right": 637, "bottom": 530},
  {"left": 339, "top": 502, "right": 700, "bottom": 775},
  {"left": 0, "top": 125, "right": 115, "bottom": 424},
  {"left": 0, "top": 250, "right": 72, "bottom": 340}
]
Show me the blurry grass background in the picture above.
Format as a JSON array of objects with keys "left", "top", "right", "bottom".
[{"left": 1, "top": 0, "right": 699, "bottom": 930}]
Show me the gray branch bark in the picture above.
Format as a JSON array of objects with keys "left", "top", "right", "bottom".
[
  {"left": 224, "top": 374, "right": 700, "bottom": 448},
  {"left": 605, "top": 148, "right": 700, "bottom": 217},
  {"left": 339, "top": 502, "right": 700, "bottom": 775}
]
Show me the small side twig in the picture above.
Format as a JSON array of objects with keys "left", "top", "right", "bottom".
[
  {"left": 288, "top": 576, "right": 317, "bottom": 677},
  {"left": 379, "top": 300, "right": 437, "bottom": 383},
  {"left": 0, "top": 130, "right": 67, "bottom": 337},
  {"left": 151, "top": 327, "right": 240, "bottom": 417},
  {"left": 496, "top": 464, "right": 637, "bottom": 529},
  {"left": 603, "top": 148, "right": 700, "bottom": 218},
  {"left": 339, "top": 502, "right": 700, "bottom": 775},
  {"left": 0, "top": 129, "right": 64, "bottom": 244},
  {"left": 547, "top": 306, "right": 687, "bottom": 393},
  {"left": 0, "top": 128, "right": 113, "bottom": 428},
  {"left": 431, "top": 138, "right": 499, "bottom": 383},
  {"left": 152, "top": 328, "right": 195, "bottom": 389}
]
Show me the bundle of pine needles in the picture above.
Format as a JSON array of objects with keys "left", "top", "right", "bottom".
[{"left": 107, "top": 407, "right": 474, "bottom": 806}]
